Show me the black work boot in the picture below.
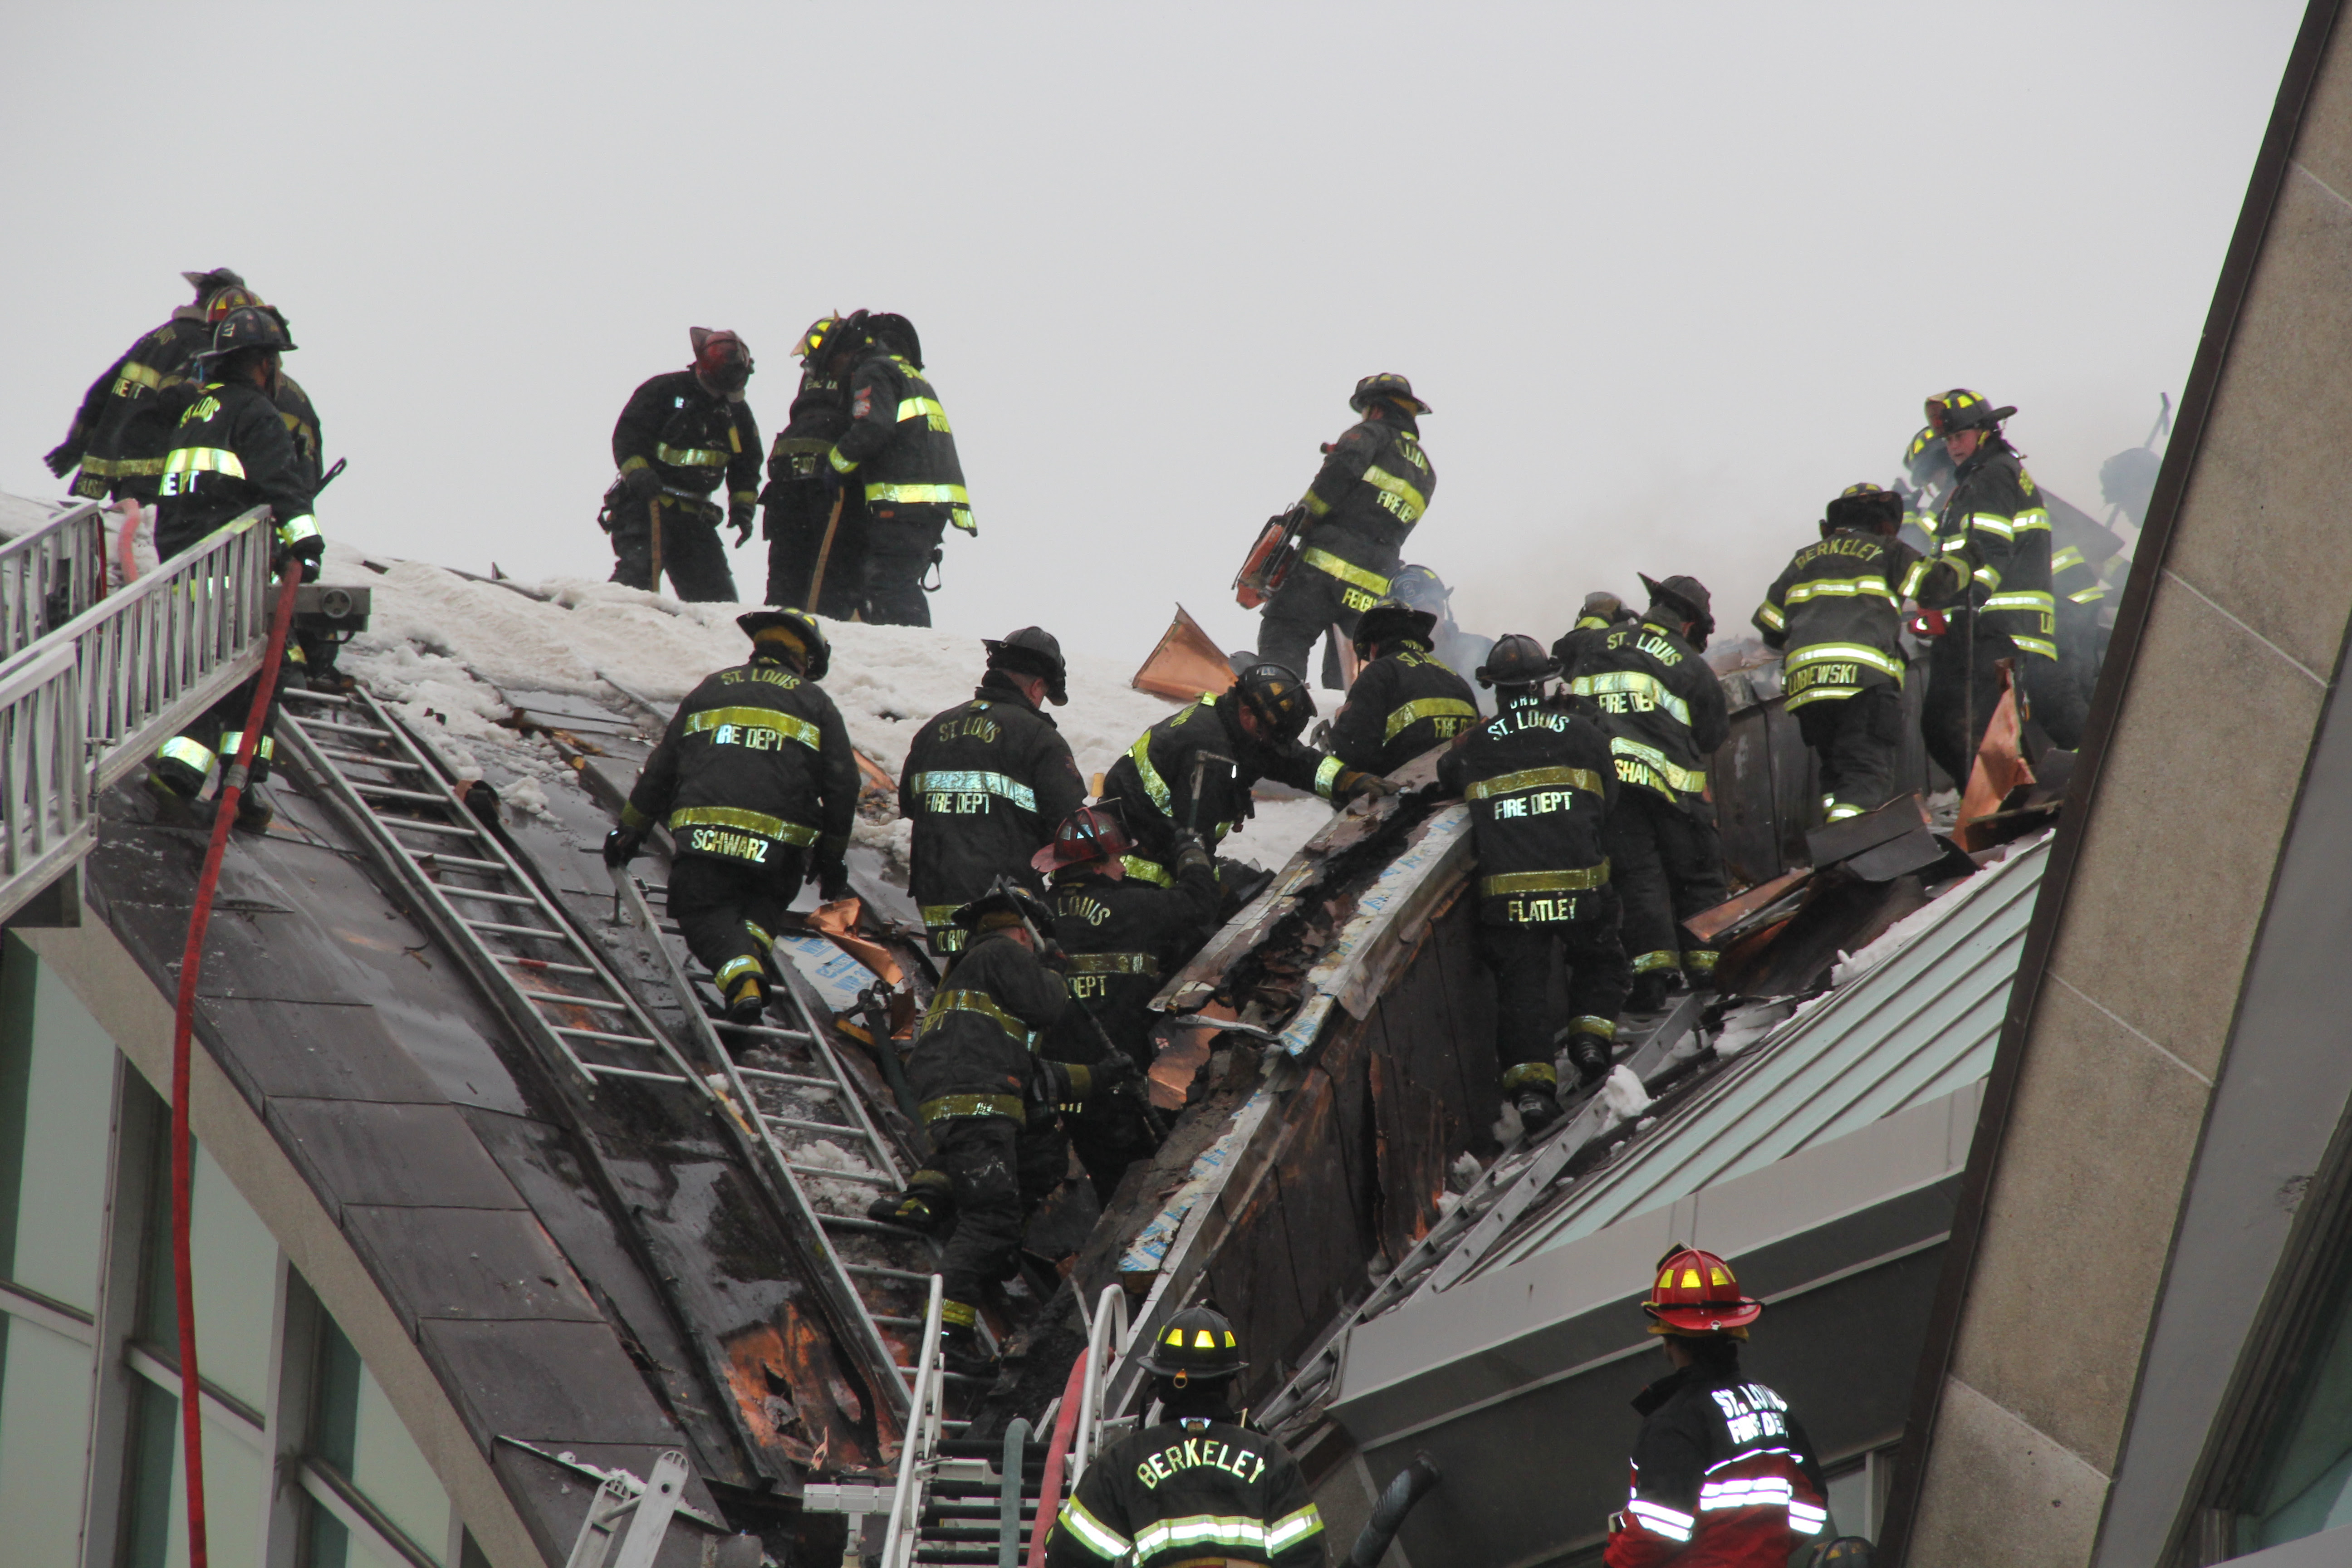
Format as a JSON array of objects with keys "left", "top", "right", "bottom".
[
  {"left": 1565, "top": 1030, "right": 1614, "bottom": 1088},
  {"left": 939, "top": 1319, "right": 998, "bottom": 1380},
  {"left": 865, "top": 1186, "right": 951, "bottom": 1236},
  {"left": 1514, "top": 1089, "right": 1563, "bottom": 1137},
  {"left": 1626, "top": 970, "right": 1680, "bottom": 1015},
  {"left": 233, "top": 782, "right": 277, "bottom": 834},
  {"left": 724, "top": 972, "right": 767, "bottom": 1027}
]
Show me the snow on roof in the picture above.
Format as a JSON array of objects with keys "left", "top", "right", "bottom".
[{"left": 323, "top": 543, "right": 1335, "bottom": 871}]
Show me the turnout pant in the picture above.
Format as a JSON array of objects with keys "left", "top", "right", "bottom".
[
  {"left": 1794, "top": 685, "right": 1903, "bottom": 822},
  {"left": 1257, "top": 547, "right": 1393, "bottom": 682},
  {"left": 763, "top": 484, "right": 867, "bottom": 617},
  {"left": 152, "top": 675, "right": 285, "bottom": 793},
  {"left": 916, "top": 1113, "right": 1068, "bottom": 1317},
  {"left": 665, "top": 851, "right": 802, "bottom": 1000},
  {"left": 1921, "top": 613, "right": 2082, "bottom": 784},
  {"left": 861, "top": 505, "right": 949, "bottom": 627},
  {"left": 1474, "top": 913, "right": 1632, "bottom": 1093},
  {"left": 608, "top": 497, "right": 739, "bottom": 603},
  {"left": 1604, "top": 788, "right": 1728, "bottom": 989}
]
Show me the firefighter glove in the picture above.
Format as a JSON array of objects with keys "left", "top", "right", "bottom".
[
  {"left": 809, "top": 834, "right": 853, "bottom": 902},
  {"left": 1090, "top": 1050, "right": 1139, "bottom": 1091},
  {"left": 602, "top": 825, "right": 647, "bottom": 867},
  {"left": 1171, "top": 830, "right": 1213, "bottom": 876},
  {"left": 730, "top": 501, "right": 755, "bottom": 546},
  {"left": 621, "top": 466, "right": 662, "bottom": 502},
  {"left": 1338, "top": 769, "right": 1399, "bottom": 803},
  {"left": 277, "top": 534, "right": 325, "bottom": 583},
  {"left": 43, "top": 442, "right": 78, "bottom": 480}
]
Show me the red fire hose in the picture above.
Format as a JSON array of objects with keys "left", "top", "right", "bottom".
[
  {"left": 1027, "top": 1351, "right": 1089, "bottom": 1568},
  {"left": 170, "top": 562, "right": 303, "bottom": 1568}
]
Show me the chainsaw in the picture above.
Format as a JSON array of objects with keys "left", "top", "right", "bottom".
[{"left": 1232, "top": 500, "right": 1309, "bottom": 610}]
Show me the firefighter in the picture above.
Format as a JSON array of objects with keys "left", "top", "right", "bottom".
[
  {"left": 1390, "top": 564, "right": 1495, "bottom": 712},
  {"left": 1553, "top": 591, "right": 1637, "bottom": 683},
  {"left": 901, "top": 627, "right": 1089, "bottom": 957},
  {"left": 607, "top": 329, "right": 760, "bottom": 603},
  {"left": 1434, "top": 636, "right": 1626, "bottom": 1134},
  {"left": 1047, "top": 1305, "right": 1327, "bottom": 1568},
  {"left": 1604, "top": 1245, "right": 1829, "bottom": 1565},
  {"left": 1754, "top": 484, "right": 1955, "bottom": 823},
  {"left": 1897, "top": 424, "right": 1951, "bottom": 557},
  {"left": 1036, "top": 807, "right": 1220, "bottom": 1199},
  {"left": 824, "top": 311, "right": 970, "bottom": 627},
  {"left": 1914, "top": 389, "right": 2080, "bottom": 782},
  {"left": 1256, "top": 375, "right": 1436, "bottom": 681},
  {"left": 143, "top": 307, "right": 326, "bottom": 834},
  {"left": 50, "top": 269, "right": 261, "bottom": 504},
  {"left": 760, "top": 313, "right": 866, "bottom": 616},
  {"left": 867, "top": 882, "right": 1132, "bottom": 1375},
  {"left": 1570, "top": 576, "right": 1730, "bottom": 1011},
  {"left": 1326, "top": 599, "right": 1480, "bottom": 779},
  {"left": 1096, "top": 665, "right": 1397, "bottom": 892},
  {"left": 603, "top": 609, "right": 857, "bottom": 1024}
]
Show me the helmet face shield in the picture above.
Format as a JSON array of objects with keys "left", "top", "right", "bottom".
[{"left": 1235, "top": 664, "right": 1314, "bottom": 741}]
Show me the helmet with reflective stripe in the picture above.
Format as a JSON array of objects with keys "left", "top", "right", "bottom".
[
  {"left": 1923, "top": 387, "right": 2016, "bottom": 437},
  {"left": 863, "top": 313, "right": 924, "bottom": 369},
  {"left": 985, "top": 626, "right": 1068, "bottom": 706},
  {"left": 737, "top": 608, "right": 831, "bottom": 680},
  {"left": 1474, "top": 633, "right": 1558, "bottom": 690},
  {"left": 952, "top": 878, "right": 1056, "bottom": 935},
  {"left": 1816, "top": 1539, "right": 1876, "bottom": 1567},
  {"left": 1139, "top": 1304, "right": 1247, "bottom": 1382},
  {"left": 1351, "top": 598, "right": 1438, "bottom": 657},
  {"left": 1643, "top": 1244, "right": 1764, "bottom": 1336},
  {"left": 1350, "top": 372, "right": 1431, "bottom": 415},
  {"left": 1033, "top": 804, "right": 1133, "bottom": 879},
  {"left": 1824, "top": 481, "right": 1902, "bottom": 536},
  {"left": 1387, "top": 564, "right": 1450, "bottom": 616},
  {"left": 1638, "top": 572, "right": 1715, "bottom": 649},
  {"left": 1233, "top": 663, "right": 1316, "bottom": 741},
  {"left": 691, "top": 328, "right": 754, "bottom": 395},
  {"left": 203, "top": 285, "right": 265, "bottom": 323},
  {"left": 208, "top": 305, "right": 294, "bottom": 358},
  {"left": 1903, "top": 424, "right": 1955, "bottom": 491},
  {"left": 793, "top": 313, "right": 846, "bottom": 362}
]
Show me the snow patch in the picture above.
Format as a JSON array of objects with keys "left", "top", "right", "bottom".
[{"left": 1599, "top": 1065, "right": 1651, "bottom": 1119}]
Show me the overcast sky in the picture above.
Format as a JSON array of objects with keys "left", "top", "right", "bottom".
[{"left": 0, "top": 3, "right": 2304, "bottom": 678}]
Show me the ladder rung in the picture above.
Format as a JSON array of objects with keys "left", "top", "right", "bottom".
[
  {"left": 787, "top": 1164, "right": 893, "bottom": 1187},
  {"left": 738, "top": 1068, "right": 838, "bottom": 1090},
  {"left": 872, "top": 1314, "right": 925, "bottom": 1329},
  {"left": 288, "top": 688, "right": 356, "bottom": 706},
  {"left": 382, "top": 817, "right": 482, "bottom": 839},
  {"left": 296, "top": 716, "right": 393, "bottom": 739},
  {"left": 823, "top": 1214, "right": 923, "bottom": 1236},
  {"left": 436, "top": 884, "right": 540, "bottom": 908},
  {"left": 583, "top": 1063, "right": 694, "bottom": 1086},
  {"left": 353, "top": 782, "right": 452, "bottom": 806},
  {"left": 712, "top": 1021, "right": 817, "bottom": 1043},
  {"left": 552, "top": 1025, "right": 663, "bottom": 1048},
  {"left": 758, "top": 1112, "right": 861, "bottom": 1137},
  {"left": 519, "top": 988, "right": 633, "bottom": 1013},
  {"left": 499, "top": 955, "right": 598, "bottom": 977},
  {"left": 315, "top": 746, "right": 425, "bottom": 771},
  {"left": 465, "top": 918, "right": 574, "bottom": 941},
  {"left": 416, "top": 851, "right": 505, "bottom": 872},
  {"left": 844, "top": 1264, "right": 934, "bottom": 1284}
]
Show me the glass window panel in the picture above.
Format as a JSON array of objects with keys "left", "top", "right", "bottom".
[
  {"left": 312, "top": 1314, "right": 449, "bottom": 1565},
  {"left": 131, "top": 1129, "right": 278, "bottom": 1413},
  {"left": 1823, "top": 1464, "right": 1870, "bottom": 1540},
  {"left": 2240, "top": 1240, "right": 2352, "bottom": 1547},
  {"left": 115, "top": 1371, "right": 269, "bottom": 1568},
  {"left": 0, "top": 936, "right": 116, "bottom": 1313},
  {"left": 0, "top": 1313, "right": 95, "bottom": 1568}
]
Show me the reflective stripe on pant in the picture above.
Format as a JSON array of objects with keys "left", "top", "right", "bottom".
[
  {"left": 1794, "top": 684, "right": 1903, "bottom": 821},
  {"left": 1472, "top": 911, "right": 1631, "bottom": 1085},
  {"left": 608, "top": 507, "right": 739, "bottom": 603},
  {"left": 924, "top": 1113, "right": 1066, "bottom": 1308},
  {"left": 862, "top": 505, "right": 949, "bottom": 627},
  {"left": 666, "top": 850, "right": 802, "bottom": 996},
  {"left": 1604, "top": 789, "right": 1728, "bottom": 983}
]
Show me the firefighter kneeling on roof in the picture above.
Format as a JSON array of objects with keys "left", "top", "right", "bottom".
[
  {"left": 1048, "top": 1305, "right": 1326, "bottom": 1568},
  {"left": 1606, "top": 1246, "right": 1830, "bottom": 1566}
]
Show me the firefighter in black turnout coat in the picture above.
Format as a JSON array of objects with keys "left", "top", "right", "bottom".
[
  {"left": 900, "top": 628, "right": 1089, "bottom": 957},
  {"left": 824, "top": 312, "right": 970, "bottom": 626},
  {"left": 1098, "top": 665, "right": 1396, "bottom": 891},
  {"left": 605, "top": 610, "right": 858, "bottom": 1024},
  {"left": 1038, "top": 807, "right": 1220, "bottom": 1200},
  {"left": 143, "top": 306, "right": 326, "bottom": 835},
  {"left": 50, "top": 268, "right": 260, "bottom": 502},
  {"left": 1436, "top": 636, "right": 1628, "bottom": 1135},
  {"left": 761, "top": 313, "right": 866, "bottom": 615},
  {"left": 607, "top": 329, "right": 760, "bottom": 602},
  {"left": 1569, "top": 575, "right": 1731, "bottom": 1011},
  {"left": 1754, "top": 483, "right": 1954, "bottom": 822},
  {"left": 1048, "top": 1306, "right": 1327, "bottom": 1568},
  {"left": 1326, "top": 599, "right": 1481, "bottom": 779},
  {"left": 869, "top": 884, "right": 1132, "bottom": 1375},
  {"left": 1256, "top": 374, "right": 1436, "bottom": 679}
]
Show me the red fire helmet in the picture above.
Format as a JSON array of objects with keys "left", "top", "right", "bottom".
[
  {"left": 1643, "top": 1245, "right": 1764, "bottom": 1337},
  {"left": 1032, "top": 804, "right": 1133, "bottom": 879}
]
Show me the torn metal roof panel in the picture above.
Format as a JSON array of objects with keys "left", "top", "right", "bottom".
[{"left": 1467, "top": 835, "right": 2047, "bottom": 1277}]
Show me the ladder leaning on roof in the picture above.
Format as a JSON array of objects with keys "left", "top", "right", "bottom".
[{"left": 0, "top": 502, "right": 276, "bottom": 925}]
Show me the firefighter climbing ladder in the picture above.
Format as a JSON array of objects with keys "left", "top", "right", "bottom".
[{"left": 276, "top": 684, "right": 926, "bottom": 1420}]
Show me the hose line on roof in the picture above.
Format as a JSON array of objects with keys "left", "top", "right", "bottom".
[{"left": 169, "top": 559, "right": 303, "bottom": 1568}]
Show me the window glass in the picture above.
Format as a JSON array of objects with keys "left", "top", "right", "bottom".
[
  {"left": 1823, "top": 1464, "right": 1869, "bottom": 1539},
  {"left": 0, "top": 1314, "right": 95, "bottom": 1568},
  {"left": 313, "top": 1313, "right": 450, "bottom": 1564},
  {"left": 2238, "top": 1243, "right": 2352, "bottom": 1547},
  {"left": 132, "top": 1129, "right": 278, "bottom": 1413},
  {"left": 0, "top": 936, "right": 115, "bottom": 1313},
  {"left": 116, "top": 1377, "right": 267, "bottom": 1568}
]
